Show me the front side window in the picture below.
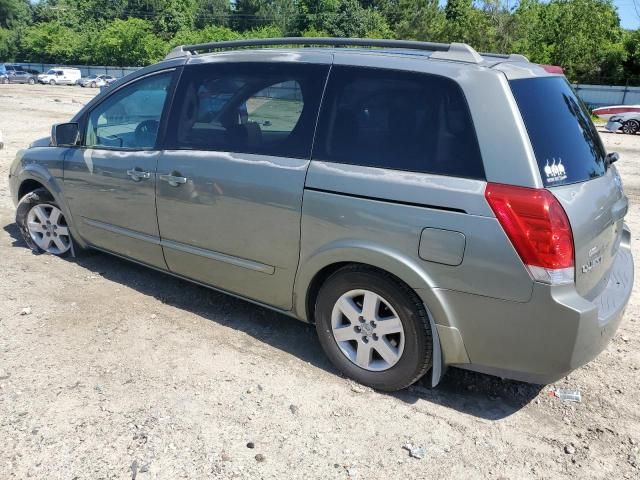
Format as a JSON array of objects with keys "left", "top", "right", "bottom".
[
  {"left": 165, "top": 62, "right": 329, "bottom": 158},
  {"left": 84, "top": 72, "right": 173, "bottom": 150},
  {"left": 314, "top": 66, "right": 484, "bottom": 179}
]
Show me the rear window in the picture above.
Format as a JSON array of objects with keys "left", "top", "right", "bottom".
[
  {"left": 313, "top": 66, "right": 485, "bottom": 179},
  {"left": 510, "top": 77, "right": 606, "bottom": 186}
]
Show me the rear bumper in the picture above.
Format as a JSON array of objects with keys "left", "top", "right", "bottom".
[{"left": 437, "top": 228, "right": 634, "bottom": 384}]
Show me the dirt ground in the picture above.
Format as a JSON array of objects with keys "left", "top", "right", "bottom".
[{"left": 0, "top": 83, "right": 639, "bottom": 480}]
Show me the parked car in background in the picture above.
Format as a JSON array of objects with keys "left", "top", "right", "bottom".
[
  {"left": 8, "top": 38, "right": 634, "bottom": 392},
  {"left": 0, "top": 63, "right": 8, "bottom": 84},
  {"left": 6, "top": 70, "right": 37, "bottom": 85},
  {"left": 0, "top": 64, "right": 40, "bottom": 78},
  {"left": 605, "top": 112, "right": 640, "bottom": 134},
  {"left": 20, "top": 67, "right": 41, "bottom": 76},
  {"left": 38, "top": 68, "right": 81, "bottom": 85},
  {"left": 593, "top": 104, "right": 640, "bottom": 120},
  {"left": 78, "top": 74, "right": 116, "bottom": 88}
]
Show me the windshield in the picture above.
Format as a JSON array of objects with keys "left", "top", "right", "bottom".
[
  {"left": 46, "top": 69, "right": 56, "bottom": 75},
  {"left": 509, "top": 77, "right": 606, "bottom": 187}
]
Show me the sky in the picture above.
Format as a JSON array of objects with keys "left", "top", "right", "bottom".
[{"left": 615, "top": 0, "right": 640, "bottom": 29}]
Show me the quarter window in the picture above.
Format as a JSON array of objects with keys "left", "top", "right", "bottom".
[
  {"left": 313, "top": 66, "right": 484, "bottom": 179},
  {"left": 84, "top": 72, "right": 173, "bottom": 150},
  {"left": 165, "top": 63, "right": 329, "bottom": 158}
]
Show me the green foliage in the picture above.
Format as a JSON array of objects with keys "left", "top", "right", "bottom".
[
  {"left": 194, "top": 0, "right": 232, "bottom": 28},
  {"left": 170, "top": 25, "right": 241, "bottom": 48},
  {"left": 1, "top": 0, "right": 639, "bottom": 85},
  {"left": 0, "top": 26, "right": 17, "bottom": 59},
  {"left": 0, "top": 0, "right": 29, "bottom": 29},
  {"left": 244, "top": 25, "right": 283, "bottom": 38},
  {"left": 21, "top": 21, "right": 81, "bottom": 63},
  {"left": 93, "top": 18, "right": 167, "bottom": 66}
]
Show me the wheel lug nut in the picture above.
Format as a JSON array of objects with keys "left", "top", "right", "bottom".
[
  {"left": 358, "top": 316, "right": 365, "bottom": 323},
  {"left": 354, "top": 326, "right": 361, "bottom": 333},
  {"left": 370, "top": 320, "right": 376, "bottom": 328},
  {"left": 362, "top": 336, "right": 369, "bottom": 343},
  {"left": 372, "top": 334, "right": 378, "bottom": 341}
]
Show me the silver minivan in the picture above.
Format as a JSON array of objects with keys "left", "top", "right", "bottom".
[{"left": 8, "top": 38, "right": 634, "bottom": 391}]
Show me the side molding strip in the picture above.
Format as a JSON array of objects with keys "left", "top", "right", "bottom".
[
  {"left": 83, "top": 218, "right": 275, "bottom": 275},
  {"left": 83, "top": 218, "right": 161, "bottom": 245},
  {"left": 161, "top": 239, "right": 275, "bottom": 274}
]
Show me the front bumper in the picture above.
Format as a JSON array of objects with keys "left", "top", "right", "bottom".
[
  {"left": 436, "top": 228, "right": 634, "bottom": 384},
  {"left": 605, "top": 120, "right": 623, "bottom": 133}
]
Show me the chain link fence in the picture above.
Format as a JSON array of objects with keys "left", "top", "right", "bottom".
[{"left": 573, "top": 84, "right": 640, "bottom": 109}]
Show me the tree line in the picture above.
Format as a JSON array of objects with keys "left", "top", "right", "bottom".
[{"left": 0, "top": 0, "right": 639, "bottom": 84}]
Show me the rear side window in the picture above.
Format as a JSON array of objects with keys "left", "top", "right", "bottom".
[
  {"left": 313, "top": 66, "right": 484, "bottom": 179},
  {"left": 165, "top": 63, "right": 329, "bottom": 159},
  {"left": 510, "top": 77, "right": 606, "bottom": 186}
]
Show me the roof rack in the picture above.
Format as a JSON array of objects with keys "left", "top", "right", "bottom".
[
  {"left": 480, "top": 51, "right": 530, "bottom": 63},
  {"left": 164, "top": 37, "right": 487, "bottom": 64}
]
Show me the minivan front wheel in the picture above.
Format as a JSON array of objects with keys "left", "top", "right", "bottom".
[
  {"left": 16, "top": 189, "right": 72, "bottom": 256},
  {"left": 315, "top": 266, "right": 432, "bottom": 391}
]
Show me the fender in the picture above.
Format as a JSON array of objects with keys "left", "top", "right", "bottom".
[
  {"left": 294, "top": 239, "right": 442, "bottom": 323},
  {"left": 15, "top": 160, "right": 88, "bottom": 249},
  {"left": 292, "top": 240, "right": 470, "bottom": 384}
]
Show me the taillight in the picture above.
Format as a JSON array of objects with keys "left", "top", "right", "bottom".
[{"left": 485, "top": 183, "right": 574, "bottom": 285}]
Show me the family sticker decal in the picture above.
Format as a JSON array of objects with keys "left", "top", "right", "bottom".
[{"left": 544, "top": 158, "right": 567, "bottom": 183}]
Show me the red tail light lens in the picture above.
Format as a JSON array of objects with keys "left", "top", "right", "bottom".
[{"left": 485, "top": 183, "right": 574, "bottom": 284}]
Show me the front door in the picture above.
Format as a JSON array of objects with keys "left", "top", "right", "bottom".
[
  {"left": 156, "top": 60, "right": 330, "bottom": 309},
  {"left": 64, "top": 70, "right": 175, "bottom": 268}
]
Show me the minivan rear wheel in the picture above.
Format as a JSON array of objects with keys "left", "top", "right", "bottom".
[{"left": 315, "top": 265, "right": 432, "bottom": 391}]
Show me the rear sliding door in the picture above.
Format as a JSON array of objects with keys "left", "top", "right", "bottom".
[{"left": 156, "top": 59, "right": 331, "bottom": 309}]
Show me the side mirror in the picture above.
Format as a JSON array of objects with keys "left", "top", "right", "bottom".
[
  {"left": 51, "top": 122, "right": 79, "bottom": 146},
  {"left": 606, "top": 152, "right": 619, "bottom": 167}
]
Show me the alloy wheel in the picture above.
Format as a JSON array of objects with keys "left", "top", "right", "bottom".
[
  {"left": 623, "top": 120, "right": 639, "bottom": 135},
  {"left": 331, "top": 289, "right": 405, "bottom": 371},
  {"left": 26, "top": 204, "right": 71, "bottom": 254}
]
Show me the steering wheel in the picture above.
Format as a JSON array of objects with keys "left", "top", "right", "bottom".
[{"left": 134, "top": 119, "right": 160, "bottom": 147}]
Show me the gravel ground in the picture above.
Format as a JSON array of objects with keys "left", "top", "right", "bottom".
[{"left": 0, "top": 84, "right": 639, "bottom": 480}]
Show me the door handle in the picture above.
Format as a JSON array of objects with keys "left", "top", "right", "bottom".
[
  {"left": 159, "top": 173, "right": 188, "bottom": 187},
  {"left": 126, "top": 169, "right": 151, "bottom": 181}
]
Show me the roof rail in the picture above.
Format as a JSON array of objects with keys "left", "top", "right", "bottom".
[
  {"left": 164, "top": 37, "right": 486, "bottom": 64},
  {"left": 480, "top": 51, "right": 530, "bottom": 63}
]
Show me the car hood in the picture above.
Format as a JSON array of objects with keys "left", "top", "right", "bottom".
[{"left": 30, "top": 136, "right": 51, "bottom": 148}]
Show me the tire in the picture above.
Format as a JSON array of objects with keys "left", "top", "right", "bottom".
[
  {"left": 16, "top": 188, "right": 73, "bottom": 256},
  {"left": 90, "top": 81, "right": 96, "bottom": 88},
  {"left": 49, "top": 79, "right": 56, "bottom": 86},
  {"left": 315, "top": 265, "right": 433, "bottom": 391},
  {"left": 622, "top": 120, "right": 640, "bottom": 135},
  {"left": 28, "top": 78, "right": 35, "bottom": 85},
  {"left": 1, "top": 77, "right": 8, "bottom": 84}
]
